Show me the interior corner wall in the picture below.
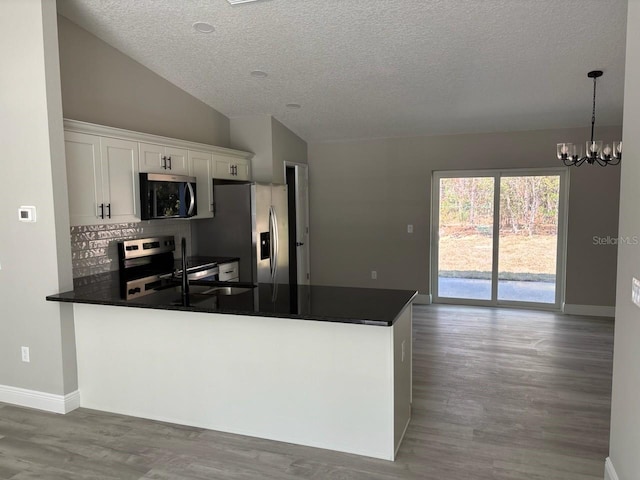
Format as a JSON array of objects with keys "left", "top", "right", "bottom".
[
  {"left": 57, "top": 15, "right": 230, "bottom": 147},
  {"left": 308, "top": 126, "right": 621, "bottom": 307},
  {"left": 0, "top": 0, "right": 76, "bottom": 395},
  {"left": 230, "top": 115, "right": 309, "bottom": 184},
  {"left": 608, "top": 0, "right": 640, "bottom": 478},
  {"left": 271, "top": 117, "right": 308, "bottom": 184},
  {"left": 230, "top": 115, "right": 274, "bottom": 183}
]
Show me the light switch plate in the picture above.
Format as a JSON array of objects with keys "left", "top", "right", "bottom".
[
  {"left": 18, "top": 206, "right": 36, "bottom": 222},
  {"left": 632, "top": 277, "right": 640, "bottom": 308}
]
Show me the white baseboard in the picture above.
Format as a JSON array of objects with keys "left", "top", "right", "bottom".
[
  {"left": 0, "top": 384, "right": 80, "bottom": 414},
  {"left": 605, "top": 457, "right": 619, "bottom": 480},
  {"left": 414, "top": 294, "right": 432, "bottom": 305},
  {"left": 563, "top": 304, "right": 615, "bottom": 318}
]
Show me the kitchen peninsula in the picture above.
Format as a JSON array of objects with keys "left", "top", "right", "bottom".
[{"left": 47, "top": 279, "right": 416, "bottom": 461}]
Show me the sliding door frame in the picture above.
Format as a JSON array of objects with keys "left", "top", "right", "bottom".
[{"left": 431, "top": 167, "right": 569, "bottom": 311}]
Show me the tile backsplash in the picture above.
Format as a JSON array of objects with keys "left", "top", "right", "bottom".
[{"left": 70, "top": 220, "right": 192, "bottom": 278}]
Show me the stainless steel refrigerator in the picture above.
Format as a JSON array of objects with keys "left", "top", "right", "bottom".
[{"left": 193, "top": 183, "right": 289, "bottom": 285}]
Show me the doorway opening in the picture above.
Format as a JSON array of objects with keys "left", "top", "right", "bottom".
[
  {"left": 285, "top": 162, "right": 311, "bottom": 285},
  {"left": 432, "top": 169, "right": 568, "bottom": 309}
]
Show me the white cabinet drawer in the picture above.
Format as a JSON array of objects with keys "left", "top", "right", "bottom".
[{"left": 218, "top": 261, "right": 239, "bottom": 281}]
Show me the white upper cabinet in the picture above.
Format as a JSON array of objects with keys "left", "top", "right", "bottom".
[
  {"left": 65, "top": 131, "right": 140, "bottom": 225},
  {"left": 100, "top": 137, "right": 140, "bottom": 223},
  {"left": 189, "top": 150, "right": 214, "bottom": 219},
  {"left": 64, "top": 120, "right": 253, "bottom": 225},
  {"left": 213, "top": 154, "right": 251, "bottom": 180},
  {"left": 65, "top": 131, "right": 102, "bottom": 225},
  {"left": 139, "top": 142, "right": 189, "bottom": 175}
]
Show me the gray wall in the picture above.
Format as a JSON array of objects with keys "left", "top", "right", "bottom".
[
  {"left": 57, "top": 15, "right": 230, "bottom": 147},
  {"left": 609, "top": 1, "right": 640, "bottom": 478},
  {"left": 271, "top": 117, "right": 308, "bottom": 183},
  {"left": 308, "top": 126, "right": 621, "bottom": 307},
  {"left": 0, "top": 0, "right": 77, "bottom": 395},
  {"left": 230, "top": 114, "right": 308, "bottom": 184},
  {"left": 230, "top": 115, "right": 274, "bottom": 183}
]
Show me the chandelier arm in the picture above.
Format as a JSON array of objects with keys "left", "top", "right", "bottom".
[
  {"left": 608, "top": 156, "right": 622, "bottom": 166},
  {"left": 575, "top": 156, "right": 588, "bottom": 167},
  {"left": 594, "top": 156, "right": 607, "bottom": 167},
  {"left": 562, "top": 157, "right": 576, "bottom": 167}
]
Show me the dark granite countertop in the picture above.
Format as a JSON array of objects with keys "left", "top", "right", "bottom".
[{"left": 47, "top": 270, "right": 417, "bottom": 326}]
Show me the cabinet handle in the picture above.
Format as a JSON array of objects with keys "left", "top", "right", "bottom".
[
  {"left": 162, "top": 156, "right": 167, "bottom": 169},
  {"left": 106, "top": 203, "right": 111, "bottom": 219},
  {"left": 168, "top": 156, "right": 172, "bottom": 170},
  {"left": 233, "top": 165, "right": 238, "bottom": 176},
  {"left": 98, "top": 203, "right": 105, "bottom": 219}
]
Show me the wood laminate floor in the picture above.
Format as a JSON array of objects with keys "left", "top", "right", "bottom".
[{"left": 0, "top": 305, "right": 614, "bottom": 479}]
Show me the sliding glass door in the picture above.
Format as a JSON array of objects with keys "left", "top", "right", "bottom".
[{"left": 432, "top": 169, "right": 567, "bottom": 309}]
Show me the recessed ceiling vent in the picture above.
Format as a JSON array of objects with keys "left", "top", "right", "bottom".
[{"left": 227, "top": 0, "right": 261, "bottom": 4}]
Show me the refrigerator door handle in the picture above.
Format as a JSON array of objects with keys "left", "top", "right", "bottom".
[
  {"left": 272, "top": 206, "right": 279, "bottom": 282},
  {"left": 269, "top": 206, "right": 276, "bottom": 280}
]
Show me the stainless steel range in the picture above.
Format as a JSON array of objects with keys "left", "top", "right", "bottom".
[{"left": 117, "top": 236, "right": 219, "bottom": 300}]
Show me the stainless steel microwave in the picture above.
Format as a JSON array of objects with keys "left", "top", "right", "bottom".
[{"left": 140, "top": 173, "right": 197, "bottom": 220}]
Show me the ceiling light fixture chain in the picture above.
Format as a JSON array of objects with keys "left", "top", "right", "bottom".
[
  {"left": 590, "top": 73, "right": 597, "bottom": 142},
  {"left": 557, "top": 70, "right": 621, "bottom": 167}
]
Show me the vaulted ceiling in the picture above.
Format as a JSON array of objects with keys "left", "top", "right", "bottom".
[{"left": 57, "top": 0, "right": 627, "bottom": 142}]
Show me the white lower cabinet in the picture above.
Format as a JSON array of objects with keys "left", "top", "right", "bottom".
[
  {"left": 189, "top": 150, "right": 214, "bottom": 219},
  {"left": 65, "top": 131, "right": 139, "bottom": 225},
  {"left": 218, "top": 261, "right": 239, "bottom": 281}
]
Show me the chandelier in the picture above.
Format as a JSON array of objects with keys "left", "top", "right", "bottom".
[{"left": 557, "top": 70, "right": 622, "bottom": 167}]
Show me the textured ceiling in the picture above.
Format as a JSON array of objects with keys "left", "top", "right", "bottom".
[{"left": 57, "top": 0, "right": 627, "bottom": 143}]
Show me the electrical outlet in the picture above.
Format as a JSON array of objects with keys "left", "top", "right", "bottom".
[
  {"left": 407, "top": 224, "right": 413, "bottom": 233},
  {"left": 21, "top": 346, "right": 30, "bottom": 363},
  {"left": 371, "top": 270, "right": 377, "bottom": 280}
]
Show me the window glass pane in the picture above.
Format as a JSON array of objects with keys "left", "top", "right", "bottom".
[
  {"left": 437, "top": 177, "right": 494, "bottom": 300},
  {"left": 497, "top": 176, "right": 559, "bottom": 304}
]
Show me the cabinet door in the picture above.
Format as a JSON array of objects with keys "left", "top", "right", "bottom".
[
  {"left": 212, "top": 155, "right": 251, "bottom": 180},
  {"left": 234, "top": 159, "right": 251, "bottom": 180},
  {"left": 165, "top": 147, "right": 189, "bottom": 175},
  {"left": 139, "top": 142, "right": 166, "bottom": 173},
  {"left": 213, "top": 154, "right": 234, "bottom": 180},
  {"left": 139, "top": 143, "right": 189, "bottom": 175},
  {"left": 65, "top": 131, "right": 103, "bottom": 225},
  {"left": 101, "top": 137, "right": 140, "bottom": 223},
  {"left": 189, "top": 150, "right": 214, "bottom": 219}
]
